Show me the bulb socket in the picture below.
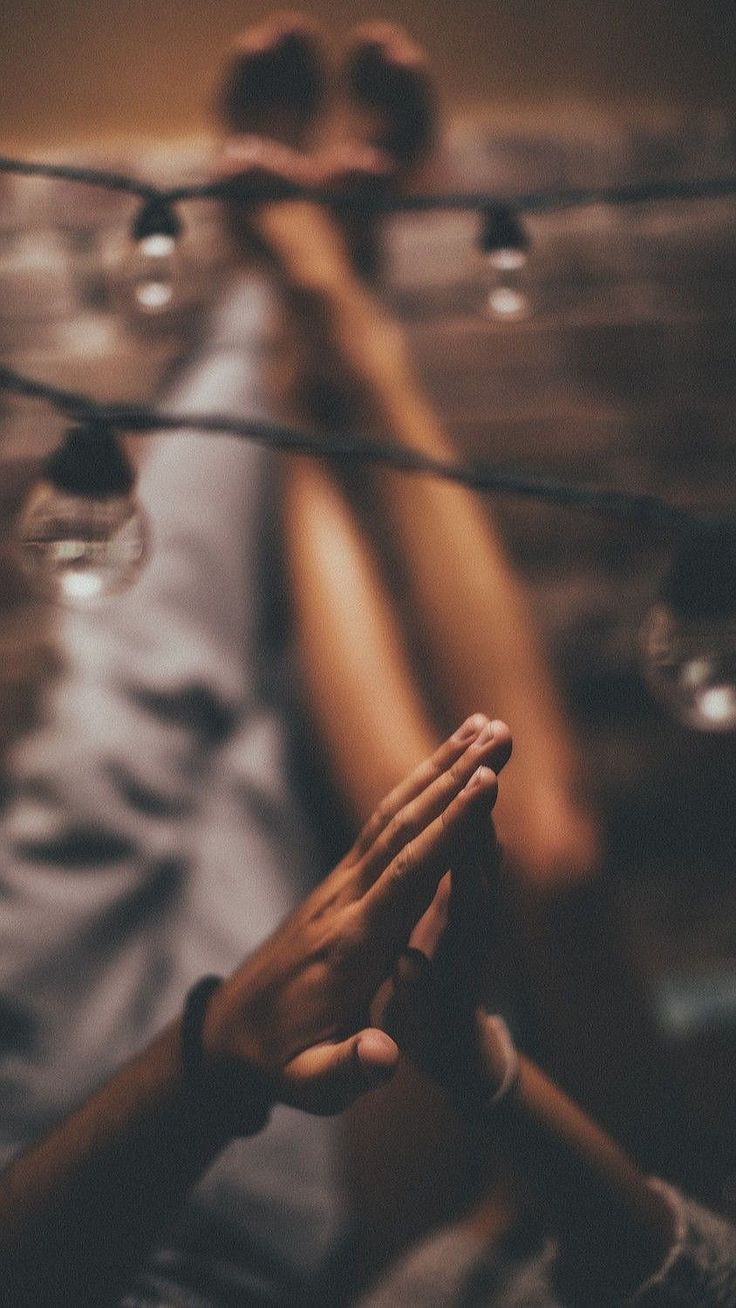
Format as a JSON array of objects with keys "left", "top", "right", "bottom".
[
  {"left": 132, "top": 197, "right": 181, "bottom": 243},
  {"left": 44, "top": 425, "right": 135, "bottom": 498},
  {"left": 479, "top": 206, "right": 528, "bottom": 256}
]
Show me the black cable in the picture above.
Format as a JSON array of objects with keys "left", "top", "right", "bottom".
[
  {"left": 0, "top": 362, "right": 717, "bottom": 534},
  {"left": 1, "top": 153, "right": 735, "bottom": 216},
  {"left": 1, "top": 153, "right": 732, "bottom": 534}
]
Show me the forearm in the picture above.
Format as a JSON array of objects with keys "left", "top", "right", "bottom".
[
  {"left": 286, "top": 262, "right": 594, "bottom": 874},
  {"left": 283, "top": 453, "right": 438, "bottom": 820},
  {"left": 381, "top": 957, "right": 674, "bottom": 1302},
  {"left": 0, "top": 1021, "right": 229, "bottom": 1307},
  {"left": 346, "top": 289, "right": 572, "bottom": 747},
  {"left": 507, "top": 1054, "right": 674, "bottom": 1295},
  {"left": 450, "top": 1014, "right": 676, "bottom": 1300}
]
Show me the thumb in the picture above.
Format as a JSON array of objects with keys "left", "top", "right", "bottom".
[{"left": 280, "top": 1029, "right": 400, "bottom": 1115}]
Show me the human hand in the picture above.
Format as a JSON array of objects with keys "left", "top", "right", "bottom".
[
  {"left": 373, "top": 745, "right": 517, "bottom": 1115},
  {"left": 203, "top": 714, "right": 511, "bottom": 1116}
]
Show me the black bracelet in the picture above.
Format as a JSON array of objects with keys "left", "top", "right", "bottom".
[{"left": 180, "top": 975, "right": 272, "bottom": 1141}]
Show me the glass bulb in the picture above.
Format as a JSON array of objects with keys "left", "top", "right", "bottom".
[
  {"left": 483, "top": 246, "right": 529, "bottom": 320},
  {"left": 17, "top": 480, "right": 148, "bottom": 606},
  {"left": 478, "top": 209, "right": 530, "bottom": 322},
  {"left": 641, "top": 604, "right": 736, "bottom": 732},
  {"left": 641, "top": 526, "right": 736, "bottom": 732},
  {"left": 127, "top": 199, "right": 182, "bottom": 316},
  {"left": 131, "top": 231, "right": 179, "bottom": 313}
]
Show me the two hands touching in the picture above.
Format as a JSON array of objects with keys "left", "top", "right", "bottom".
[
  {"left": 203, "top": 712, "right": 512, "bottom": 1121},
  {"left": 0, "top": 714, "right": 679, "bottom": 1308},
  {"left": 0, "top": 715, "right": 513, "bottom": 1307}
]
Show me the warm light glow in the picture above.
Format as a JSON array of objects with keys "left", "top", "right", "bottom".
[
  {"left": 482, "top": 241, "right": 530, "bottom": 320},
  {"left": 694, "top": 684, "right": 736, "bottom": 724},
  {"left": 138, "top": 233, "right": 176, "bottom": 259},
  {"left": 17, "top": 481, "right": 148, "bottom": 607},
  {"left": 641, "top": 602, "right": 736, "bottom": 733},
  {"left": 134, "top": 280, "right": 174, "bottom": 310},
  {"left": 486, "top": 247, "right": 527, "bottom": 272},
  {"left": 486, "top": 286, "right": 527, "bottom": 319},
  {"left": 59, "top": 570, "right": 106, "bottom": 602}
]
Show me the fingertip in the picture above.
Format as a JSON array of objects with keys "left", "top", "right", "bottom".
[
  {"left": 451, "top": 712, "right": 489, "bottom": 744},
  {"left": 463, "top": 764, "right": 498, "bottom": 799},
  {"left": 356, "top": 1029, "right": 400, "bottom": 1078},
  {"left": 489, "top": 720, "right": 512, "bottom": 767}
]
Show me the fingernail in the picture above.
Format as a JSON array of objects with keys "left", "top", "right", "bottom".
[
  {"left": 452, "top": 713, "right": 488, "bottom": 744},
  {"left": 473, "top": 721, "right": 495, "bottom": 747},
  {"left": 465, "top": 765, "right": 491, "bottom": 791}
]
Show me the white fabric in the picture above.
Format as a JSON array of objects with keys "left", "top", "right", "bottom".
[{"left": 0, "top": 273, "right": 345, "bottom": 1293}]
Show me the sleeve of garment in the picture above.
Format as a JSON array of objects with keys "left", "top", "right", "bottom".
[
  {"left": 0, "top": 272, "right": 287, "bottom": 1154},
  {"left": 542, "top": 1180, "right": 736, "bottom": 1308},
  {"left": 355, "top": 1182, "right": 736, "bottom": 1308},
  {"left": 622, "top": 1181, "right": 736, "bottom": 1307}
]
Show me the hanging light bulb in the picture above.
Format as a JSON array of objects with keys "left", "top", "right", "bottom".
[
  {"left": 479, "top": 206, "right": 530, "bottom": 320},
  {"left": 641, "top": 523, "right": 736, "bottom": 732},
  {"left": 129, "top": 197, "right": 181, "bottom": 314},
  {"left": 17, "top": 423, "right": 148, "bottom": 606}
]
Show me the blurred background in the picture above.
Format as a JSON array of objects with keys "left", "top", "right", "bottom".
[
  {"left": 1, "top": 0, "right": 735, "bottom": 1213},
  {"left": 1, "top": 0, "right": 735, "bottom": 145}
]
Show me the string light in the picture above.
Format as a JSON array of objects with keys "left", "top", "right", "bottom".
[
  {"left": 0, "top": 152, "right": 735, "bottom": 730},
  {"left": 1, "top": 152, "right": 735, "bottom": 217},
  {"left": 7, "top": 360, "right": 736, "bottom": 732},
  {"left": 0, "top": 362, "right": 698, "bottom": 532},
  {"left": 128, "top": 197, "right": 182, "bottom": 314},
  {"left": 641, "top": 524, "right": 736, "bottom": 732},
  {"left": 479, "top": 206, "right": 530, "bottom": 320},
  {"left": 17, "top": 422, "right": 147, "bottom": 606}
]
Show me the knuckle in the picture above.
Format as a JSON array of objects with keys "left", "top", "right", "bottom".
[
  {"left": 383, "top": 807, "right": 413, "bottom": 857},
  {"left": 390, "top": 840, "right": 416, "bottom": 886},
  {"left": 329, "top": 907, "right": 363, "bottom": 971},
  {"left": 369, "top": 798, "right": 391, "bottom": 838},
  {"left": 354, "top": 820, "right": 377, "bottom": 858},
  {"left": 395, "top": 804, "right": 416, "bottom": 844},
  {"left": 373, "top": 796, "right": 391, "bottom": 827}
]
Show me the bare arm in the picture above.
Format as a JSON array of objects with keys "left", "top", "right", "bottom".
[
  {"left": 262, "top": 193, "right": 677, "bottom": 1164},
  {"left": 0, "top": 720, "right": 508, "bottom": 1306},
  {"left": 283, "top": 454, "right": 438, "bottom": 818},
  {"left": 501, "top": 1051, "right": 675, "bottom": 1297},
  {"left": 380, "top": 850, "right": 676, "bottom": 1303},
  {"left": 265, "top": 196, "right": 597, "bottom": 883}
]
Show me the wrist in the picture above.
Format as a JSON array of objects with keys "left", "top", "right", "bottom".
[{"left": 179, "top": 976, "right": 273, "bottom": 1144}]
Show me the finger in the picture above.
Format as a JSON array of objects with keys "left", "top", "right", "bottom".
[
  {"left": 362, "top": 762, "right": 499, "bottom": 957},
  {"left": 441, "top": 802, "right": 502, "bottom": 958},
  {"left": 357, "top": 720, "right": 510, "bottom": 885},
  {"left": 407, "top": 872, "right": 451, "bottom": 959},
  {"left": 348, "top": 714, "right": 489, "bottom": 861},
  {"left": 452, "top": 804, "right": 503, "bottom": 927},
  {"left": 280, "top": 1029, "right": 399, "bottom": 1114}
]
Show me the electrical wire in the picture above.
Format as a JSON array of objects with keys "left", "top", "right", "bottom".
[
  {"left": 0, "top": 362, "right": 720, "bottom": 535},
  {"left": 1, "top": 153, "right": 735, "bottom": 215}
]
